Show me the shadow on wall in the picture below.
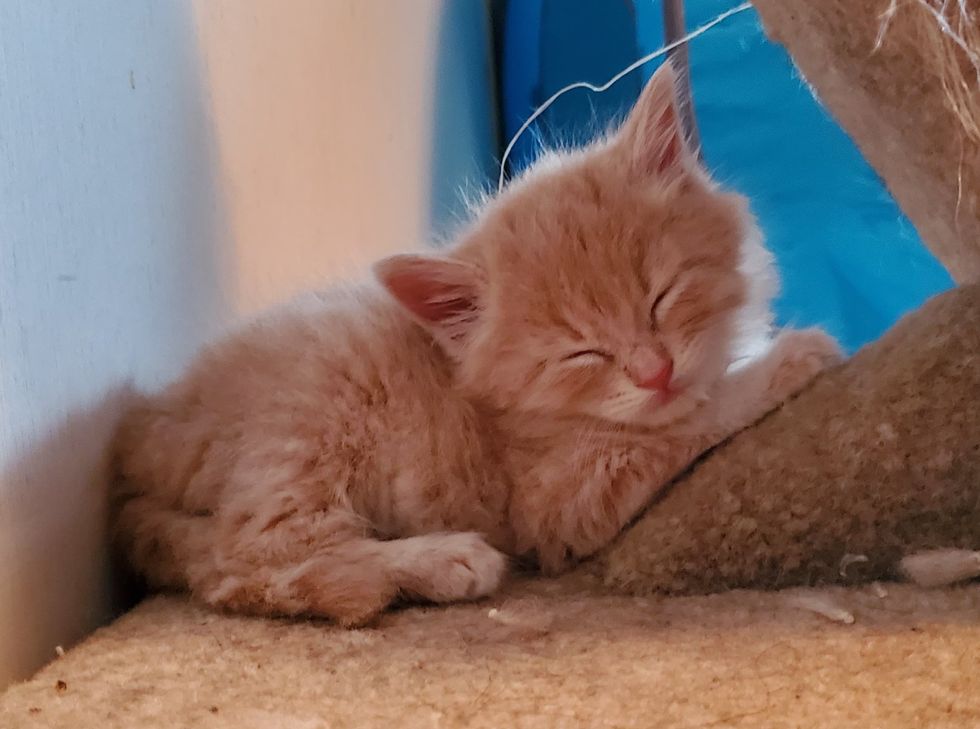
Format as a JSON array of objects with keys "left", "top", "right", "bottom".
[
  {"left": 0, "top": 0, "right": 231, "bottom": 686},
  {"left": 0, "top": 387, "right": 141, "bottom": 683}
]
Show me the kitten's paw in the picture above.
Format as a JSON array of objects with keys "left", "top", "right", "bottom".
[
  {"left": 769, "top": 328, "right": 843, "bottom": 398},
  {"left": 397, "top": 532, "right": 508, "bottom": 603}
]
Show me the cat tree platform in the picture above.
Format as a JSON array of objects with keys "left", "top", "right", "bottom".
[{"left": 3, "top": 573, "right": 980, "bottom": 728}]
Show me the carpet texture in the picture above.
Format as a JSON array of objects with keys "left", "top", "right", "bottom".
[
  {"left": 3, "top": 574, "right": 980, "bottom": 728},
  {"left": 603, "top": 284, "right": 980, "bottom": 595}
]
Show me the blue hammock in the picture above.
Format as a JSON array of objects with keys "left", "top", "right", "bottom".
[{"left": 500, "top": 0, "right": 953, "bottom": 353}]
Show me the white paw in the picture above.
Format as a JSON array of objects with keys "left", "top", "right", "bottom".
[
  {"left": 400, "top": 532, "right": 508, "bottom": 603},
  {"left": 770, "top": 328, "right": 843, "bottom": 397}
]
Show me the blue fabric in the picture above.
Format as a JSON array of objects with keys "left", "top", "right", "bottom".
[
  {"left": 502, "top": 0, "right": 641, "bottom": 172},
  {"left": 500, "top": 0, "right": 953, "bottom": 353},
  {"left": 500, "top": 0, "right": 542, "bottom": 177}
]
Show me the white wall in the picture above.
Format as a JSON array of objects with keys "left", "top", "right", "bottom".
[{"left": 0, "top": 0, "right": 495, "bottom": 686}]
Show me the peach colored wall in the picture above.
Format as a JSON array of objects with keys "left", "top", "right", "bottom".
[{"left": 194, "top": 0, "right": 496, "bottom": 314}]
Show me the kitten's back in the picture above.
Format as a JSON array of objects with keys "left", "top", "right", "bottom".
[{"left": 111, "top": 283, "right": 473, "bottom": 589}]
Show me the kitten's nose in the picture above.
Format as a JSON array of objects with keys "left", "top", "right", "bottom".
[{"left": 634, "top": 359, "right": 674, "bottom": 392}]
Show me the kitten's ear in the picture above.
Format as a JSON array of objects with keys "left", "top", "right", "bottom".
[
  {"left": 615, "top": 62, "right": 692, "bottom": 182},
  {"left": 374, "top": 254, "right": 485, "bottom": 346}
]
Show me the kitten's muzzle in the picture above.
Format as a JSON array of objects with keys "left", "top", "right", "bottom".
[{"left": 633, "top": 358, "right": 674, "bottom": 394}]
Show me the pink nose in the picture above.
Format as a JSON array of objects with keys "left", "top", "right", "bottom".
[{"left": 635, "top": 359, "right": 673, "bottom": 392}]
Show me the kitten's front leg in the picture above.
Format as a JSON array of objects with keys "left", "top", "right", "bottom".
[
  {"left": 704, "top": 327, "right": 843, "bottom": 437},
  {"left": 520, "top": 435, "right": 733, "bottom": 575}
]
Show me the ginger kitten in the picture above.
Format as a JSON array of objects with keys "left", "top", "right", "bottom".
[{"left": 112, "top": 64, "right": 841, "bottom": 625}]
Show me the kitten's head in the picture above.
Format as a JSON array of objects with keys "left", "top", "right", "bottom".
[{"left": 376, "top": 63, "right": 775, "bottom": 427}]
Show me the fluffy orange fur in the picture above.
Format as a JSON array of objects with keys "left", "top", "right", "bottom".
[{"left": 112, "top": 64, "right": 841, "bottom": 626}]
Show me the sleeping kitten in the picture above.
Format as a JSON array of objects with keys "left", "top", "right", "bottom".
[{"left": 112, "top": 63, "right": 841, "bottom": 625}]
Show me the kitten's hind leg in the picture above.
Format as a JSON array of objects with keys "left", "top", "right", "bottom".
[{"left": 195, "top": 506, "right": 507, "bottom": 626}]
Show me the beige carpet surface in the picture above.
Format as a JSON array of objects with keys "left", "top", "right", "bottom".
[{"left": 3, "top": 574, "right": 980, "bottom": 728}]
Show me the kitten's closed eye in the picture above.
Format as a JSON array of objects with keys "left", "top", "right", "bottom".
[
  {"left": 650, "top": 281, "right": 677, "bottom": 326},
  {"left": 562, "top": 349, "right": 613, "bottom": 364}
]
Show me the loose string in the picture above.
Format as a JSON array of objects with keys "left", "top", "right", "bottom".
[{"left": 497, "top": 1, "right": 753, "bottom": 191}]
